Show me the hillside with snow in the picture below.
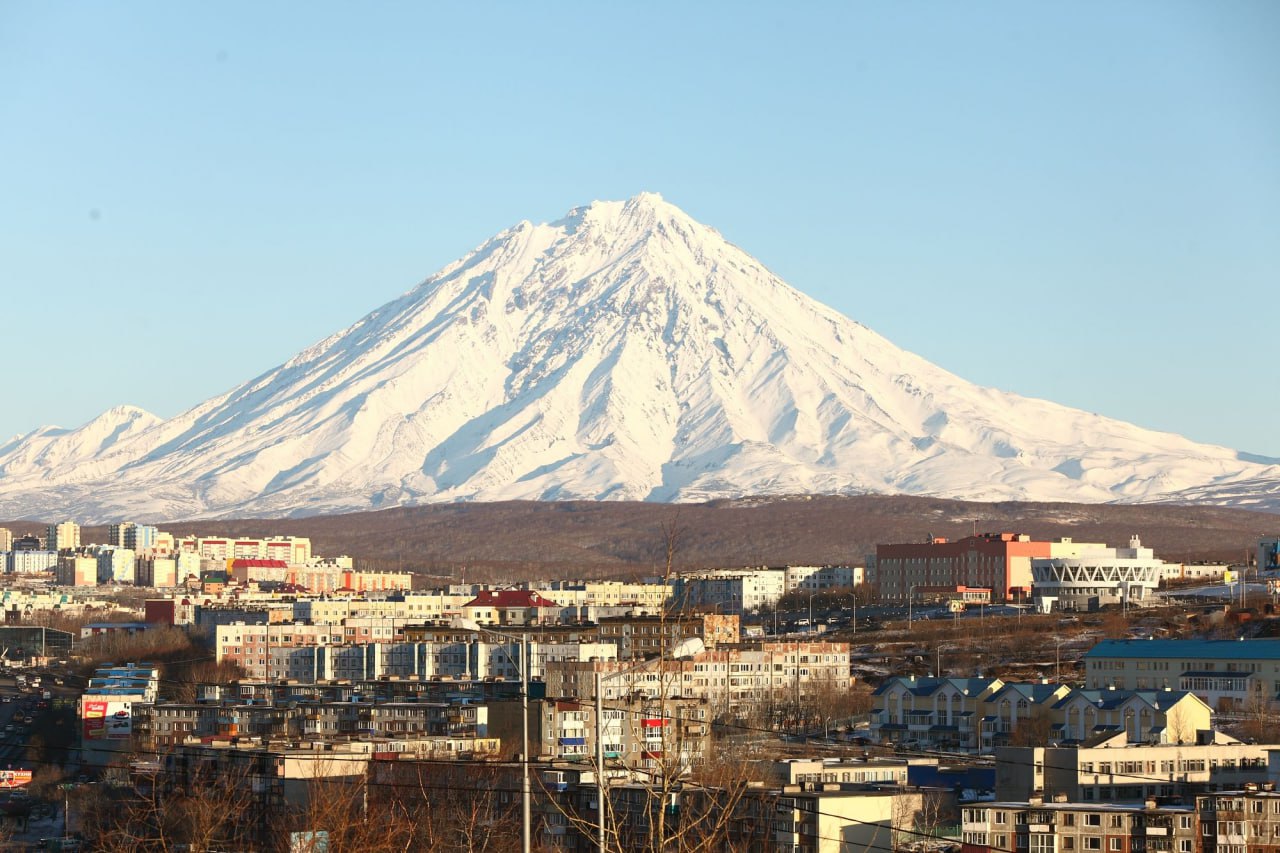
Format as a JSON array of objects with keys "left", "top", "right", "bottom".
[{"left": 2, "top": 193, "right": 1277, "bottom": 522}]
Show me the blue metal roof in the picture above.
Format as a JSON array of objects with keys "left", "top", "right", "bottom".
[{"left": 1084, "top": 639, "right": 1280, "bottom": 661}]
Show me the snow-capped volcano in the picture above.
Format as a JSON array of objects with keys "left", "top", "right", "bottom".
[{"left": 3, "top": 192, "right": 1278, "bottom": 522}]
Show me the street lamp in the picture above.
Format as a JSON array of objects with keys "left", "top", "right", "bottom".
[
  {"left": 593, "top": 636, "right": 704, "bottom": 853},
  {"left": 808, "top": 592, "right": 817, "bottom": 635},
  {"left": 454, "top": 619, "right": 531, "bottom": 853},
  {"left": 907, "top": 585, "right": 918, "bottom": 626}
]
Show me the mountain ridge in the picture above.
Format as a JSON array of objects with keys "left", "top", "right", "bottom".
[{"left": 3, "top": 193, "right": 1278, "bottom": 522}]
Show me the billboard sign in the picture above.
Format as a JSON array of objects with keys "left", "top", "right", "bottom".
[
  {"left": 0, "top": 770, "right": 32, "bottom": 788},
  {"left": 83, "top": 699, "right": 132, "bottom": 740}
]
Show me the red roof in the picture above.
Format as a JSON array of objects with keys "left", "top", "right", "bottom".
[
  {"left": 231, "top": 559, "right": 289, "bottom": 568},
  {"left": 464, "top": 590, "right": 560, "bottom": 609}
]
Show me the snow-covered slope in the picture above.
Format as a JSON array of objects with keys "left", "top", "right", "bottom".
[{"left": 3, "top": 193, "right": 1278, "bottom": 522}]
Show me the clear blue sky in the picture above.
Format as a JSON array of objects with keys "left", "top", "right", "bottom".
[{"left": 3, "top": 2, "right": 1278, "bottom": 455}]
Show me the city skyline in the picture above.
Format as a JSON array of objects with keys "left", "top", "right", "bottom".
[{"left": 3, "top": 2, "right": 1277, "bottom": 456}]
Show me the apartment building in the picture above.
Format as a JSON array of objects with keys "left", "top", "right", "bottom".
[
  {"left": 544, "top": 640, "right": 852, "bottom": 720},
  {"left": 961, "top": 799, "right": 1197, "bottom": 853},
  {"left": 672, "top": 568, "right": 788, "bottom": 613},
  {"left": 997, "top": 731, "right": 1272, "bottom": 804},
  {"left": 175, "top": 535, "right": 313, "bottom": 563},
  {"left": 535, "top": 579, "right": 673, "bottom": 611},
  {"left": 229, "top": 559, "right": 410, "bottom": 593},
  {"left": 1084, "top": 640, "right": 1280, "bottom": 712},
  {"left": 55, "top": 553, "right": 98, "bottom": 586},
  {"left": 592, "top": 612, "right": 740, "bottom": 659},
  {"left": 10, "top": 549, "right": 58, "bottom": 574},
  {"left": 870, "top": 676, "right": 1007, "bottom": 751},
  {"left": 785, "top": 565, "right": 863, "bottom": 592},
  {"left": 46, "top": 520, "right": 80, "bottom": 552},
  {"left": 96, "top": 546, "right": 136, "bottom": 584},
  {"left": 1196, "top": 786, "right": 1280, "bottom": 853},
  {"left": 871, "top": 677, "right": 1213, "bottom": 754}
]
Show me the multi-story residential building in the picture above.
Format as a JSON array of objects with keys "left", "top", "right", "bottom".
[
  {"left": 0, "top": 528, "right": 11, "bottom": 552},
  {"left": 56, "top": 553, "right": 98, "bottom": 586},
  {"left": 1083, "top": 640, "right": 1280, "bottom": 712},
  {"left": 109, "top": 522, "right": 131, "bottom": 547},
  {"left": 872, "top": 677, "right": 1215, "bottom": 754},
  {"left": 110, "top": 523, "right": 163, "bottom": 552},
  {"left": 11, "top": 534, "right": 44, "bottom": 551},
  {"left": 79, "top": 663, "right": 161, "bottom": 764},
  {"left": 215, "top": 620, "right": 617, "bottom": 682},
  {"left": 136, "top": 555, "right": 178, "bottom": 587},
  {"left": 46, "top": 520, "right": 80, "bottom": 552},
  {"left": 294, "top": 592, "right": 473, "bottom": 624},
  {"left": 1031, "top": 536, "right": 1166, "bottom": 612},
  {"left": 175, "top": 535, "right": 313, "bottom": 563},
  {"left": 96, "top": 546, "right": 136, "bottom": 584},
  {"left": 748, "top": 786, "right": 930, "bottom": 853},
  {"left": 592, "top": 613, "right": 740, "bottom": 659},
  {"left": 997, "top": 731, "right": 1274, "bottom": 804},
  {"left": 11, "top": 549, "right": 58, "bottom": 575},
  {"left": 534, "top": 579, "right": 673, "bottom": 611},
  {"left": 1196, "top": 785, "right": 1280, "bottom": 853},
  {"left": 544, "top": 640, "right": 852, "bottom": 721},
  {"left": 961, "top": 799, "right": 1198, "bottom": 853},
  {"left": 461, "top": 589, "right": 563, "bottom": 625},
  {"left": 871, "top": 676, "right": 1007, "bottom": 752},
  {"left": 784, "top": 564, "right": 863, "bottom": 592},
  {"left": 748, "top": 756, "right": 917, "bottom": 787},
  {"left": 228, "top": 558, "right": 408, "bottom": 592},
  {"left": 1050, "top": 688, "right": 1212, "bottom": 744},
  {"left": 876, "top": 532, "right": 1055, "bottom": 603},
  {"left": 489, "top": 694, "right": 711, "bottom": 771},
  {"left": 672, "top": 568, "right": 788, "bottom": 613}
]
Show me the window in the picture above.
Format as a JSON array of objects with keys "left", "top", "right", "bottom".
[
  {"left": 1110, "top": 839, "right": 1122, "bottom": 851},
  {"left": 1085, "top": 839, "right": 1101, "bottom": 850}
]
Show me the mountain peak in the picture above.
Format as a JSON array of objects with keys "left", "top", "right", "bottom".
[{"left": 1, "top": 196, "right": 1277, "bottom": 522}]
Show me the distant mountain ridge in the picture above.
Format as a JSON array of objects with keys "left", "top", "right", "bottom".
[{"left": 2, "top": 192, "right": 1278, "bottom": 522}]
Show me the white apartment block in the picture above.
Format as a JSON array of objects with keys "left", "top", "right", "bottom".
[
  {"left": 784, "top": 565, "right": 862, "bottom": 592},
  {"left": 215, "top": 620, "right": 617, "bottom": 682},
  {"left": 534, "top": 580, "right": 672, "bottom": 611},
  {"left": 11, "top": 550, "right": 59, "bottom": 575},
  {"left": 0, "top": 528, "right": 12, "bottom": 552},
  {"left": 675, "top": 568, "right": 787, "bottom": 613},
  {"left": 293, "top": 593, "right": 472, "bottom": 624},
  {"left": 544, "top": 640, "right": 852, "bottom": 718},
  {"left": 176, "top": 535, "right": 313, "bottom": 563}
]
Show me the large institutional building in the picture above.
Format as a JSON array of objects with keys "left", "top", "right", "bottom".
[
  {"left": 875, "top": 532, "right": 1052, "bottom": 603},
  {"left": 1030, "top": 536, "right": 1166, "bottom": 612},
  {"left": 1084, "top": 639, "right": 1280, "bottom": 711}
]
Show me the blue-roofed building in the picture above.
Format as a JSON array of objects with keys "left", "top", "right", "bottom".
[
  {"left": 1049, "top": 687, "right": 1212, "bottom": 744},
  {"left": 1084, "top": 639, "right": 1280, "bottom": 711},
  {"left": 870, "top": 675, "right": 1006, "bottom": 752}
]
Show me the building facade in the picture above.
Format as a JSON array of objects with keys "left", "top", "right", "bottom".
[
  {"left": 875, "top": 533, "right": 1054, "bottom": 603},
  {"left": 1031, "top": 537, "right": 1166, "bottom": 612}
]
